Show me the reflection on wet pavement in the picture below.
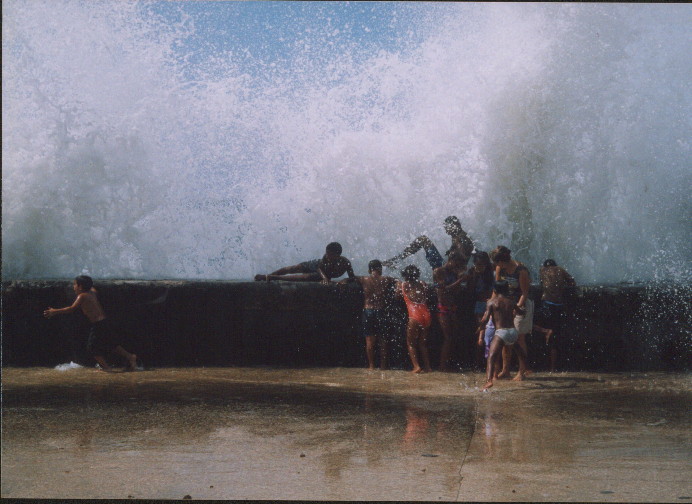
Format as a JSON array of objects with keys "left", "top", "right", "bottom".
[
  {"left": 2, "top": 367, "right": 475, "bottom": 500},
  {"left": 2, "top": 367, "right": 690, "bottom": 501}
]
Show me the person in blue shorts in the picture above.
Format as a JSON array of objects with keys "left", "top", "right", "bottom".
[
  {"left": 467, "top": 252, "right": 495, "bottom": 367},
  {"left": 343, "top": 260, "right": 398, "bottom": 370},
  {"left": 382, "top": 216, "right": 475, "bottom": 272}
]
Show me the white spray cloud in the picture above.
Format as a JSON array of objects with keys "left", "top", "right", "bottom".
[{"left": 3, "top": 2, "right": 690, "bottom": 282}]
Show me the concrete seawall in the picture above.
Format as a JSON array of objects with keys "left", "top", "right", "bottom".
[{"left": 2, "top": 280, "right": 690, "bottom": 371}]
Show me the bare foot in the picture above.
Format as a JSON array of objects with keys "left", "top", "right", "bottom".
[
  {"left": 496, "top": 371, "right": 510, "bottom": 380},
  {"left": 523, "top": 369, "right": 534, "bottom": 377},
  {"left": 367, "top": 366, "right": 376, "bottom": 371},
  {"left": 482, "top": 380, "right": 493, "bottom": 391},
  {"left": 94, "top": 358, "right": 115, "bottom": 373},
  {"left": 411, "top": 367, "right": 422, "bottom": 374},
  {"left": 512, "top": 372, "right": 524, "bottom": 381}
]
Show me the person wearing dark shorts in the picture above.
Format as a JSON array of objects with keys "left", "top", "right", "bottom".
[
  {"left": 299, "top": 259, "right": 321, "bottom": 273},
  {"left": 87, "top": 318, "right": 119, "bottom": 357},
  {"left": 538, "top": 259, "right": 576, "bottom": 372},
  {"left": 343, "top": 260, "right": 397, "bottom": 370},
  {"left": 537, "top": 301, "right": 563, "bottom": 346},
  {"left": 362, "top": 308, "right": 387, "bottom": 341},
  {"left": 425, "top": 246, "right": 445, "bottom": 270},
  {"left": 44, "top": 275, "right": 138, "bottom": 372}
]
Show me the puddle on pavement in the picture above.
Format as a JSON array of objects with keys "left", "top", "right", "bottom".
[
  {"left": 2, "top": 367, "right": 690, "bottom": 500},
  {"left": 2, "top": 367, "right": 476, "bottom": 499}
]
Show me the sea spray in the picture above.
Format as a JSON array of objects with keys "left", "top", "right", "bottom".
[
  {"left": 3, "top": 2, "right": 690, "bottom": 282},
  {"left": 54, "top": 361, "right": 83, "bottom": 371}
]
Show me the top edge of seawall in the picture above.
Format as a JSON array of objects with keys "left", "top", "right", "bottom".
[{"left": 2, "top": 278, "right": 689, "bottom": 290}]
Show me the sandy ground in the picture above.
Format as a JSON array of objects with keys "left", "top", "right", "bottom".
[{"left": 2, "top": 366, "right": 690, "bottom": 501}]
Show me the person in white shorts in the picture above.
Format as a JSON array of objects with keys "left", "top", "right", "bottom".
[
  {"left": 478, "top": 280, "right": 529, "bottom": 391},
  {"left": 490, "top": 246, "right": 534, "bottom": 379}
]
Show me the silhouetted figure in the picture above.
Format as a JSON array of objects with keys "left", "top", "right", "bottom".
[
  {"left": 44, "top": 275, "right": 137, "bottom": 372},
  {"left": 255, "top": 242, "right": 356, "bottom": 284}
]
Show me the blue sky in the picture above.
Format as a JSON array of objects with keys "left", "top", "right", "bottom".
[{"left": 148, "top": 1, "right": 432, "bottom": 71}]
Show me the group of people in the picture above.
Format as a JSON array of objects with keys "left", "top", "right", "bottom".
[
  {"left": 43, "top": 214, "right": 575, "bottom": 388},
  {"left": 255, "top": 215, "right": 576, "bottom": 389}
]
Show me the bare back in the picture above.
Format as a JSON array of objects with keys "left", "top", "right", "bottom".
[
  {"left": 77, "top": 291, "right": 106, "bottom": 323},
  {"left": 488, "top": 294, "right": 517, "bottom": 330},
  {"left": 540, "top": 266, "right": 575, "bottom": 303},
  {"left": 359, "top": 274, "right": 396, "bottom": 310}
]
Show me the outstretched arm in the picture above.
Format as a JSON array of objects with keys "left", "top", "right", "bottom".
[{"left": 44, "top": 293, "right": 85, "bottom": 318}]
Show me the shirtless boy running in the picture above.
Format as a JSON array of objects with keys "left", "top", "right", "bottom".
[
  {"left": 478, "top": 280, "right": 529, "bottom": 391},
  {"left": 44, "top": 275, "right": 138, "bottom": 372}
]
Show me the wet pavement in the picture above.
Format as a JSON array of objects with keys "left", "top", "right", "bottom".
[{"left": 2, "top": 366, "right": 690, "bottom": 501}]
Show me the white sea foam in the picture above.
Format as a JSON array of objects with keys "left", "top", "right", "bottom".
[
  {"left": 54, "top": 361, "right": 83, "bottom": 371},
  {"left": 3, "top": 2, "right": 690, "bottom": 282}
]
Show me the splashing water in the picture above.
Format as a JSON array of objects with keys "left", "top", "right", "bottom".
[
  {"left": 54, "top": 361, "right": 83, "bottom": 371},
  {"left": 3, "top": 2, "right": 690, "bottom": 282}
]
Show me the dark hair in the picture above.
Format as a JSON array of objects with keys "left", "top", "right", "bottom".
[
  {"left": 443, "top": 215, "right": 462, "bottom": 235},
  {"left": 325, "top": 242, "right": 342, "bottom": 255},
  {"left": 473, "top": 251, "right": 490, "bottom": 266},
  {"left": 444, "top": 215, "right": 461, "bottom": 227},
  {"left": 490, "top": 246, "right": 512, "bottom": 264},
  {"left": 543, "top": 259, "right": 557, "bottom": 267},
  {"left": 74, "top": 275, "right": 94, "bottom": 291},
  {"left": 473, "top": 251, "right": 495, "bottom": 285},
  {"left": 401, "top": 265, "right": 421, "bottom": 281},
  {"left": 493, "top": 280, "right": 509, "bottom": 296},
  {"left": 368, "top": 259, "right": 383, "bottom": 272}
]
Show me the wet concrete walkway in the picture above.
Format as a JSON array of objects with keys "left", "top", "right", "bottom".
[{"left": 2, "top": 367, "right": 690, "bottom": 501}]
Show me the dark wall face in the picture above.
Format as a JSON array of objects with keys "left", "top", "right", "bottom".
[{"left": 2, "top": 280, "right": 690, "bottom": 371}]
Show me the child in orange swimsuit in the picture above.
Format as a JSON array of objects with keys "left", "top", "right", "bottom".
[{"left": 399, "top": 265, "right": 432, "bottom": 374}]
